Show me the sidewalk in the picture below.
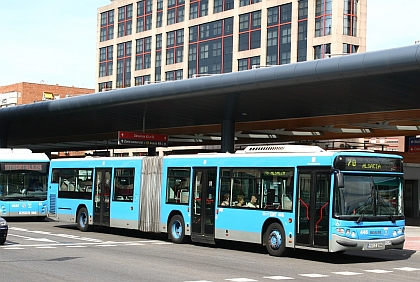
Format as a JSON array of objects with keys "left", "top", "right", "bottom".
[{"left": 404, "top": 217, "right": 420, "bottom": 251}]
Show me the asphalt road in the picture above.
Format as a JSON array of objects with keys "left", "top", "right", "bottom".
[{"left": 1, "top": 219, "right": 419, "bottom": 282}]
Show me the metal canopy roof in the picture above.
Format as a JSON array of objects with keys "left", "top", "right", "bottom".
[{"left": 1, "top": 44, "right": 420, "bottom": 153}]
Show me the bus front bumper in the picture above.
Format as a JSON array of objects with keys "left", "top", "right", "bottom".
[{"left": 331, "top": 234, "right": 405, "bottom": 252}]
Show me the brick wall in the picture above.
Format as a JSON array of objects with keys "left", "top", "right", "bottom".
[{"left": 0, "top": 82, "right": 95, "bottom": 105}]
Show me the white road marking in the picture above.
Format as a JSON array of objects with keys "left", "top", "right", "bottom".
[
  {"left": 364, "top": 269, "right": 393, "bottom": 274},
  {"left": 8, "top": 234, "right": 58, "bottom": 243},
  {"left": 225, "top": 279, "right": 258, "bottom": 282},
  {"left": 299, "top": 274, "right": 329, "bottom": 278},
  {"left": 394, "top": 267, "right": 420, "bottom": 271},
  {"left": 264, "top": 276, "right": 295, "bottom": 280},
  {"left": 332, "top": 271, "right": 363, "bottom": 276}
]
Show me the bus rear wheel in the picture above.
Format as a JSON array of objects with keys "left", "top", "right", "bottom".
[
  {"left": 265, "top": 222, "right": 288, "bottom": 257},
  {"left": 169, "top": 215, "right": 186, "bottom": 244},
  {"left": 0, "top": 238, "right": 5, "bottom": 245},
  {"left": 77, "top": 207, "right": 91, "bottom": 232}
]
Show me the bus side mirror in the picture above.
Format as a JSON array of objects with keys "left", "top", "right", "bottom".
[{"left": 335, "top": 171, "right": 344, "bottom": 188}]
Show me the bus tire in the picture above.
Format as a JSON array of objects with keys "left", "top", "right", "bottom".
[
  {"left": 169, "top": 215, "right": 186, "bottom": 244},
  {"left": 265, "top": 222, "right": 288, "bottom": 257},
  {"left": 77, "top": 207, "right": 91, "bottom": 232},
  {"left": 0, "top": 238, "right": 5, "bottom": 245}
]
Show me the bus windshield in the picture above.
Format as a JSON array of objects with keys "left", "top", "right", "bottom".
[
  {"left": 0, "top": 171, "right": 48, "bottom": 201},
  {"left": 334, "top": 174, "right": 403, "bottom": 221}
]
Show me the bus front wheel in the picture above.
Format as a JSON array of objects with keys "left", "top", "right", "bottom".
[
  {"left": 265, "top": 222, "right": 288, "bottom": 257},
  {"left": 77, "top": 207, "right": 91, "bottom": 232},
  {"left": 169, "top": 215, "right": 186, "bottom": 244}
]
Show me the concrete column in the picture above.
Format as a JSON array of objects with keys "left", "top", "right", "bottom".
[
  {"left": 148, "top": 146, "right": 156, "bottom": 156},
  {"left": 0, "top": 137, "right": 7, "bottom": 148},
  {"left": 221, "top": 93, "right": 239, "bottom": 153}
]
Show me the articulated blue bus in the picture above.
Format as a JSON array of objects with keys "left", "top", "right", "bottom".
[
  {"left": 0, "top": 148, "right": 50, "bottom": 218},
  {"left": 47, "top": 145, "right": 405, "bottom": 256}
]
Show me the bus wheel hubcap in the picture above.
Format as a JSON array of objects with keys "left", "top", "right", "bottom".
[
  {"left": 172, "top": 221, "right": 182, "bottom": 238},
  {"left": 269, "top": 230, "right": 281, "bottom": 250}
]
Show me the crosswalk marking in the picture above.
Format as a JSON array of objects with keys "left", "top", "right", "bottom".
[
  {"left": 225, "top": 279, "right": 258, "bottom": 282},
  {"left": 394, "top": 267, "right": 420, "bottom": 272},
  {"left": 299, "top": 274, "right": 328, "bottom": 278},
  {"left": 264, "top": 276, "right": 295, "bottom": 280},
  {"left": 332, "top": 271, "right": 363, "bottom": 276},
  {"left": 364, "top": 269, "right": 393, "bottom": 274}
]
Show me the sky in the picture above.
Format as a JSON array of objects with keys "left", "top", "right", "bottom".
[{"left": 0, "top": 0, "right": 419, "bottom": 89}]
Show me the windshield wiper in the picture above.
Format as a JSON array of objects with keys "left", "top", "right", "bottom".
[
  {"left": 355, "top": 193, "right": 374, "bottom": 224},
  {"left": 377, "top": 196, "right": 396, "bottom": 223}
]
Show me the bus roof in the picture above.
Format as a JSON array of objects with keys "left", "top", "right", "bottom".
[{"left": 0, "top": 148, "right": 50, "bottom": 162}]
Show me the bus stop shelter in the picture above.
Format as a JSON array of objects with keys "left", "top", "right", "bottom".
[{"left": 1, "top": 44, "right": 420, "bottom": 155}]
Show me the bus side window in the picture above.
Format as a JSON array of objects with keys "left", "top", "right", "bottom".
[
  {"left": 113, "top": 168, "right": 134, "bottom": 201},
  {"left": 166, "top": 168, "right": 191, "bottom": 205}
]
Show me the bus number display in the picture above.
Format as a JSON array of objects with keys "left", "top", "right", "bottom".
[{"left": 334, "top": 156, "right": 402, "bottom": 172}]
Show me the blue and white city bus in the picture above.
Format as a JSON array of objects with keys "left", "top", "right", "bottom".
[
  {"left": 0, "top": 148, "right": 50, "bottom": 219},
  {"left": 47, "top": 145, "right": 404, "bottom": 256}
]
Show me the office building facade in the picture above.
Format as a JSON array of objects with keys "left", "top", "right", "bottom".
[{"left": 96, "top": 0, "right": 366, "bottom": 91}]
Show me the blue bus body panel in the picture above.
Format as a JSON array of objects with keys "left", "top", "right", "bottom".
[
  {"left": 160, "top": 153, "right": 337, "bottom": 244},
  {"left": 1, "top": 200, "right": 47, "bottom": 217},
  {"left": 48, "top": 157, "right": 143, "bottom": 229}
]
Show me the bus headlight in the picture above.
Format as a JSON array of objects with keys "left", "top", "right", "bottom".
[
  {"left": 0, "top": 218, "right": 7, "bottom": 226},
  {"left": 397, "top": 228, "right": 402, "bottom": 235},
  {"left": 351, "top": 231, "right": 356, "bottom": 238}
]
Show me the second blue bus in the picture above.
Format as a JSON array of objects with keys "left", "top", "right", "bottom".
[{"left": 0, "top": 148, "right": 50, "bottom": 219}]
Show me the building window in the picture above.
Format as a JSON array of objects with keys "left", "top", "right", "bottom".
[
  {"left": 98, "top": 81, "right": 112, "bottom": 92},
  {"left": 314, "top": 43, "right": 331, "bottom": 59},
  {"left": 240, "top": 0, "right": 261, "bottom": 7},
  {"left": 166, "top": 29, "right": 184, "bottom": 65},
  {"left": 213, "top": 0, "right": 234, "bottom": 14},
  {"left": 136, "top": 0, "right": 153, "bottom": 32},
  {"left": 100, "top": 10, "right": 114, "bottom": 42},
  {"left": 156, "top": 0, "right": 163, "bottom": 28},
  {"left": 135, "top": 37, "right": 151, "bottom": 70},
  {"left": 134, "top": 75, "right": 151, "bottom": 85},
  {"left": 238, "top": 56, "right": 260, "bottom": 71},
  {"left": 118, "top": 4, "right": 133, "bottom": 37},
  {"left": 99, "top": 46, "right": 113, "bottom": 77},
  {"left": 297, "top": 0, "right": 308, "bottom": 62},
  {"left": 165, "top": 69, "right": 183, "bottom": 81},
  {"left": 190, "top": 0, "right": 208, "bottom": 19},
  {"left": 239, "top": 10, "right": 261, "bottom": 51},
  {"left": 156, "top": 33, "right": 162, "bottom": 50},
  {"left": 167, "top": 0, "right": 185, "bottom": 25},
  {"left": 266, "top": 4, "right": 292, "bottom": 66},
  {"left": 189, "top": 18, "right": 233, "bottom": 77},
  {"left": 116, "top": 41, "right": 132, "bottom": 88},
  {"left": 155, "top": 47, "right": 162, "bottom": 82},
  {"left": 343, "top": 43, "right": 358, "bottom": 54},
  {"left": 315, "top": 0, "right": 332, "bottom": 37},
  {"left": 343, "top": 0, "right": 357, "bottom": 36}
]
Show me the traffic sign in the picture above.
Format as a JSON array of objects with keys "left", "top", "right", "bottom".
[
  {"left": 408, "top": 137, "right": 420, "bottom": 153},
  {"left": 118, "top": 131, "right": 168, "bottom": 147}
]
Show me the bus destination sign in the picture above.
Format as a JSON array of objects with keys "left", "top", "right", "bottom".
[
  {"left": 118, "top": 131, "right": 168, "bottom": 147},
  {"left": 334, "top": 156, "right": 402, "bottom": 172}
]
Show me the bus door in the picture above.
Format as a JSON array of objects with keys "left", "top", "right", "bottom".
[
  {"left": 191, "top": 167, "right": 217, "bottom": 244},
  {"left": 296, "top": 167, "right": 331, "bottom": 249},
  {"left": 93, "top": 168, "right": 112, "bottom": 227}
]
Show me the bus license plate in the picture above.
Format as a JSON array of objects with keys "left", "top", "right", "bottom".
[{"left": 366, "top": 243, "right": 384, "bottom": 249}]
